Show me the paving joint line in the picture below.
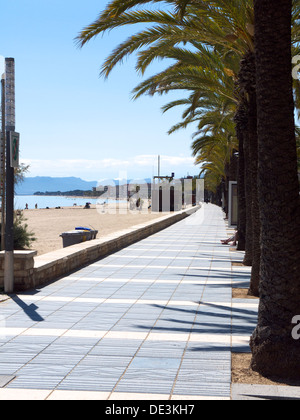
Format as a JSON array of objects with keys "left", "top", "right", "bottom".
[
  {"left": 106, "top": 231, "right": 209, "bottom": 399},
  {"left": 6, "top": 271, "right": 144, "bottom": 382},
  {"left": 47, "top": 271, "right": 166, "bottom": 398},
  {"left": 169, "top": 226, "right": 216, "bottom": 399}
]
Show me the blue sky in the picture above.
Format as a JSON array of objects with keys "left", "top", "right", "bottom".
[{"left": 0, "top": 0, "right": 199, "bottom": 182}]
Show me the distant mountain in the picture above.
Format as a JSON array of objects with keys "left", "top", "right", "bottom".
[
  {"left": 16, "top": 176, "right": 154, "bottom": 195},
  {"left": 16, "top": 177, "right": 98, "bottom": 195}
]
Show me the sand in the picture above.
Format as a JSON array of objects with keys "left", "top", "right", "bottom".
[{"left": 22, "top": 203, "right": 166, "bottom": 256}]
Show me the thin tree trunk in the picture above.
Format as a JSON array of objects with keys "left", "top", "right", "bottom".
[
  {"left": 222, "top": 174, "right": 229, "bottom": 217},
  {"left": 238, "top": 51, "right": 261, "bottom": 289},
  {"left": 248, "top": 89, "right": 261, "bottom": 297},
  {"left": 238, "top": 53, "right": 257, "bottom": 267},
  {"left": 234, "top": 105, "right": 247, "bottom": 251},
  {"left": 243, "top": 117, "right": 253, "bottom": 266},
  {"left": 250, "top": 0, "right": 300, "bottom": 380},
  {"left": 237, "top": 134, "right": 246, "bottom": 251}
]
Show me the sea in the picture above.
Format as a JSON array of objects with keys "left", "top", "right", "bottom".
[{"left": 14, "top": 195, "right": 107, "bottom": 210}]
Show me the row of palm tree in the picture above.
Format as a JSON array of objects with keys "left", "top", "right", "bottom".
[
  {"left": 77, "top": 0, "right": 300, "bottom": 381},
  {"left": 77, "top": 0, "right": 260, "bottom": 287}
]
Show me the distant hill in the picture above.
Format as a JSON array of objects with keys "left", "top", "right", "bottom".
[
  {"left": 16, "top": 177, "right": 98, "bottom": 195},
  {"left": 16, "top": 176, "right": 154, "bottom": 195}
]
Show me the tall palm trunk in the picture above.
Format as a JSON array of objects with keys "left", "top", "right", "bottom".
[
  {"left": 242, "top": 123, "right": 253, "bottom": 266},
  {"left": 234, "top": 104, "right": 247, "bottom": 251},
  {"left": 247, "top": 89, "right": 261, "bottom": 297},
  {"left": 238, "top": 53, "right": 257, "bottom": 267},
  {"left": 222, "top": 173, "right": 229, "bottom": 217},
  {"left": 236, "top": 131, "right": 246, "bottom": 251},
  {"left": 238, "top": 51, "right": 261, "bottom": 293},
  {"left": 250, "top": 0, "right": 300, "bottom": 379}
]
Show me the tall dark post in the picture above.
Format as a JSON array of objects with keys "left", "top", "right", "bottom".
[
  {"left": 6, "top": 134, "right": 14, "bottom": 248},
  {"left": 4, "top": 131, "right": 14, "bottom": 293},
  {"left": 4, "top": 58, "right": 15, "bottom": 294},
  {"left": 1, "top": 76, "right": 6, "bottom": 251}
]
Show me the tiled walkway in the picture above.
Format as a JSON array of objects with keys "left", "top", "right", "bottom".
[{"left": 0, "top": 204, "right": 246, "bottom": 400}]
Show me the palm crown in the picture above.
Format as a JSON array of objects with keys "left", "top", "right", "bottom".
[{"left": 77, "top": 0, "right": 300, "bottom": 187}]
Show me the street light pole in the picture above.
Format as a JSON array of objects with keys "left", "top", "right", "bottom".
[
  {"left": 1, "top": 73, "right": 6, "bottom": 252},
  {"left": 4, "top": 58, "right": 16, "bottom": 294},
  {"left": 4, "top": 131, "right": 14, "bottom": 293}
]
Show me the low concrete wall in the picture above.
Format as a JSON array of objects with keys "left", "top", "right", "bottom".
[{"left": 0, "top": 206, "right": 200, "bottom": 292}]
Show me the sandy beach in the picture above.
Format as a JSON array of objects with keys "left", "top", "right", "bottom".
[{"left": 22, "top": 203, "right": 166, "bottom": 256}]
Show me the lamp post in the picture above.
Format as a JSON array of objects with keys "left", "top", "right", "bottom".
[
  {"left": 3, "top": 58, "right": 16, "bottom": 294},
  {"left": 1, "top": 64, "right": 6, "bottom": 252}
]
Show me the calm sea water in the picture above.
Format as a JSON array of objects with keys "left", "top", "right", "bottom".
[{"left": 14, "top": 195, "right": 105, "bottom": 210}]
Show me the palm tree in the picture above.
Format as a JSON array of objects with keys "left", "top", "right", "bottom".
[
  {"left": 250, "top": 0, "right": 300, "bottom": 380},
  {"left": 76, "top": 0, "right": 261, "bottom": 292},
  {"left": 78, "top": 0, "right": 300, "bottom": 380},
  {"left": 77, "top": 0, "right": 300, "bottom": 298},
  {"left": 131, "top": 43, "right": 240, "bottom": 211}
]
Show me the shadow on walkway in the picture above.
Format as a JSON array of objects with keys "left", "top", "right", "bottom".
[{"left": 10, "top": 295, "right": 44, "bottom": 322}]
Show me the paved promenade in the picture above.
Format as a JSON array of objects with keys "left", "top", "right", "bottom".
[{"left": 0, "top": 204, "right": 250, "bottom": 400}]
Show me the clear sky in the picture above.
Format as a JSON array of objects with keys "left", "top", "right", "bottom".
[{"left": 0, "top": 0, "right": 199, "bottom": 182}]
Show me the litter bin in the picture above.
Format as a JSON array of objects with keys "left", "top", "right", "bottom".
[
  {"left": 60, "top": 230, "right": 93, "bottom": 248},
  {"left": 75, "top": 227, "right": 98, "bottom": 240},
  {"left": 90, "top": 230, "right": 98, "bottom": 239},
  {"left": 60, "top": 229, "right": 98, "bottom": 248}
]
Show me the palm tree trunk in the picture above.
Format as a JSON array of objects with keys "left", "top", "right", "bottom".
[
  {"left": 250, "top": 0, "right": 300, "bottom": 380},
  {"left": 222, "top": 173, "right": 229, "bottom": 217},
  {"left": 238, "top": 51, "right": 261, "bottom": 288},
  {"left": 238, "top": 53, "right": 257, "bottom": 267},
  {"left": 247, "top": 89, "right": 261, "bottom": 297},
  {"left": 235, "top": 105, "right": 247, "bottom": 251},
  {"left": 237, "top": 136, "right": 246, "bottom": 251},
  {"left": 242, "top": 127, "right": 253, "bottom": 266}
]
